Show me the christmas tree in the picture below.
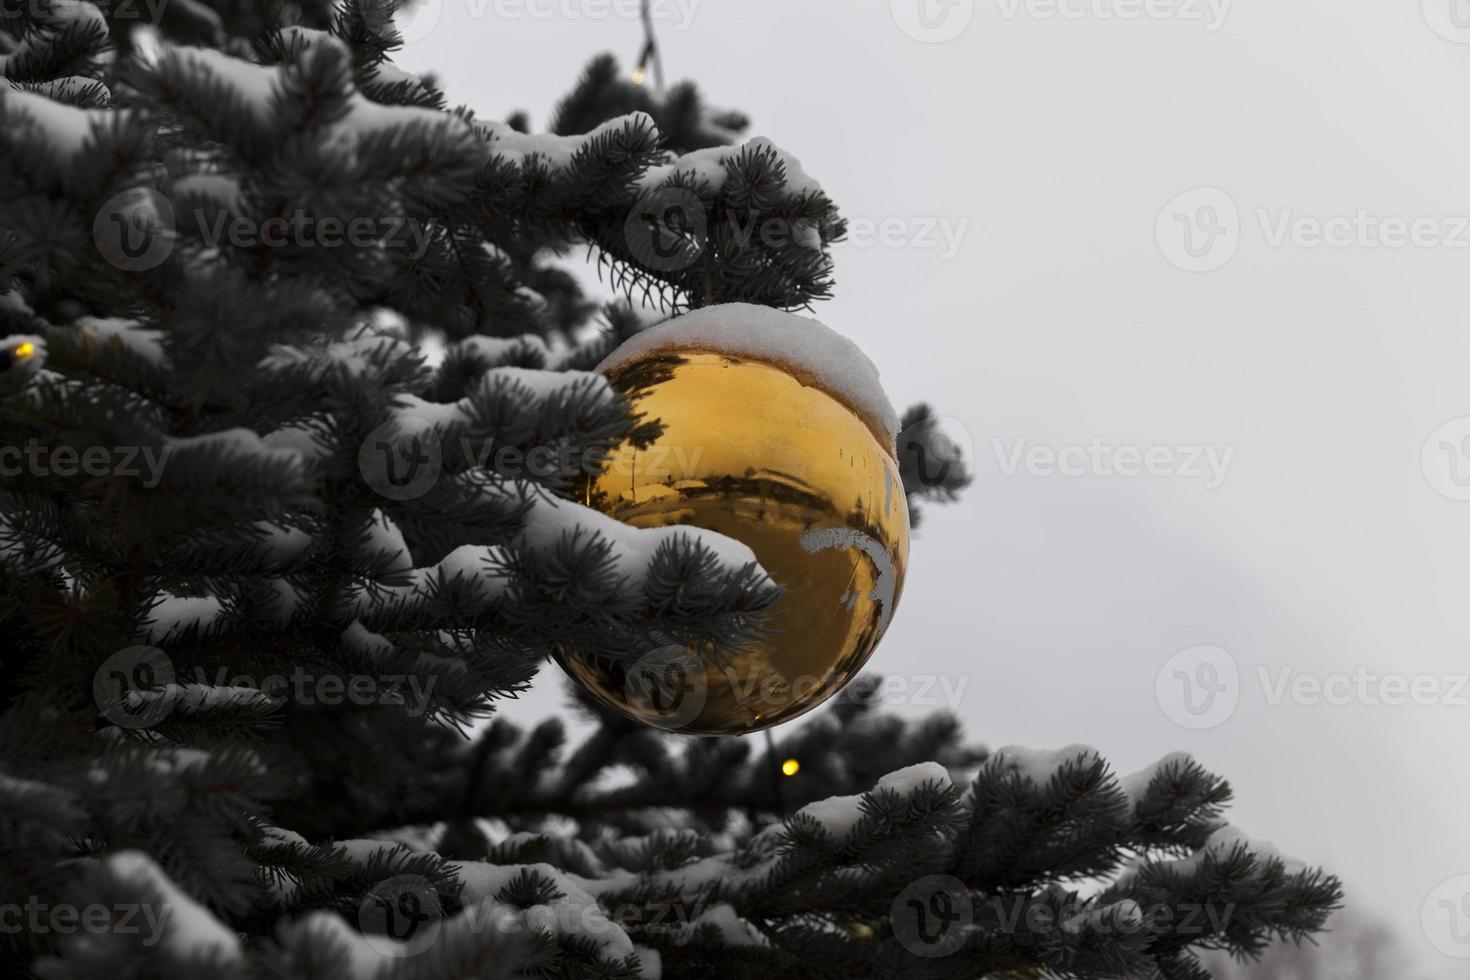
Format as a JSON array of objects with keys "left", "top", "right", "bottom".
[{"left": 0, "top": 2, "right": 1340, "bottom": 977}]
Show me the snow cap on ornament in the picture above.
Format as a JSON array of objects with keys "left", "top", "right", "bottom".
[{"left": 597, "top": 303, "right": 900, "bottom": 454}]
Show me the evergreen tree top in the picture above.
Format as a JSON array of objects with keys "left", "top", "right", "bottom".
[{"left": 0, "top": 3, "right": 1337, "bottom": 977}]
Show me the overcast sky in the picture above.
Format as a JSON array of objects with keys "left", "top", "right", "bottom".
[{"left": 393, "top": 2, "right": 1470, "bottom": 974}]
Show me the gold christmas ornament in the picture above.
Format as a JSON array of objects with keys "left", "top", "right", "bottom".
[{"left": 553, "top": 305, "right": 909, "bottom": 736}]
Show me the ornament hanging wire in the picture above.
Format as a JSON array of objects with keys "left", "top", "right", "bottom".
[
  {"left": 765, "top": 730, "right": 787, "bottom": 815},
  {"left": 633, "top": 0, "right": 666, "bottom": 91}
]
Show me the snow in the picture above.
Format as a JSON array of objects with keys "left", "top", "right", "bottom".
[
  {"left": 165, "top": 427, "right": 307, "bottom": 478},
  {"left": 173, "top": 173, "right": 242, "bottom": 210},
  {"left": 341, "top": 544, "right": 511, "bottom": 619},
  {"left": 455, "top": 334, "right": 555, "bottom": 367},
  {"left": 171, "top": 47, "right": 280, "bottom": 120},
  {"left": 451, "top": 862, "right": 637, "bottom": 960},
  {"left": 435, "top": 543, "right": 499, "bottom": 583},
  {"left": 363, "top": 61, "right": 421, "bottom": 89},
  {"left": 259, "top": 825, "right": 310, "bottom": 849},
  {"left": 0, "top": 86, "right": 105, "bottom": 159},
  {"left": 1163, "top": 824, "right": 1309, "bottom": 877},
  {"left": 636, "top": 136, "right": 824, "bottom": 200},
  {"left": 795, "top": 792, "right": 866, "bottom": 839},
  {"left": 392, "top": 392, "right": 466, "bottom": 429},
  {"left": 337, "top": 838, "right": 414, "bottom": 865},
  {"left": 253, "top": 520, "right": 312, "bottom": 563},
  {"left": 282, "top": 912, "right": 386, "bottom": 976},
  {"left": 122, "top": 684, "right": 278, "bottom": 720},
  {"left": 102, "top": 851, "right": 241, "bottom": 962},
  {"left": 1119, "top": 751, "right": 1194, "bottom": 805},
  {"left": 265, "top": 579, "right": 304, "bottom": 626},
  {"left": 47, "top": 0, "right": 107, "bottom": 32},
  {"left": 596, "top": 303, "right": 899, "bottom": 445},
  {"left": 1062, "top": 899, "right": 1143, "bottom": 937},
  {"left": 576, "top": 849, "right": 776, "bottom": 904},
  {"left": 794, "top": 762, "right": 953, "bottom": 840},
  {"left": 166, "top": 46, "right": 464, "bottom": 157},
  {"left": 680, "top": 903, "right": 765, "bottom": 947},
  {"left": 386, "top": 368, "right": 613, "bottom": 437},
  {"left": 262, "top": 334, "right": 417, "bottom": 380},
  {"left": 0, "top": 772, "right": 81, "bottom": 821},
  {"left": 143, "top": 594, "right": 224, "bottom": 640},
  {"left": 479, "top": 113, "right": 654, "bottom": 173},
  {"left": 993, "top": 744, "right": 1100, "bottom": 788},
  {"left": 341, "top": 621, "right": 395, "bottom": 657},
  {"left": 875, "top": 761, "right": 952, "bottom": 795},
  {"left": 262, "top": 422, "right": 328, "bottom": 462},
  {"left": 327, "top": 91, "right": 469, "bottom": 153},
  {"left": 0, "top": 290, "right": 34, "bottom": 316},
  {"left": 0, "top": 3, "right": 107, "bottom": 81},
  {"left": 636, "top": 947, "right": 663, "bottom": 979},
  {"left": 31, "top": 76, "right": 108, "bottom": 105},
  {"left": 277, "top": 26, "right": 341, "bottom": 54},
  {"left": 519, "top": 493, "right": 768, "bottom": 590},
  {"left": 75, "top": 316, "right": 167, "bottom": 367},
  {"left": 359, "top": 508, "right": 412, "bottom": 572},
  {"left": 487, "top": 366, "right": 614, "bottom": 405}
]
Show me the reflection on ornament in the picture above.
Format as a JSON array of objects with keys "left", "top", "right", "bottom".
[{"left": 553, "top": 349, "right": 909, "bottom": 736}]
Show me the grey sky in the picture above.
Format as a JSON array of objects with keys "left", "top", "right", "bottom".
[{"left": 394, "top": 2, "right": 1470, "bottom": 974}]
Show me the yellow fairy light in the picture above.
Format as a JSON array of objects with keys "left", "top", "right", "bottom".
[
  {"left": 631, "top": 66, "right": 647, "bottom": 86},
  {"left": 13, "top": 341, "right": 34, "bottom": 359},
  {"left": 781, "top": 758, "right": 800, "bottom": 777}
]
